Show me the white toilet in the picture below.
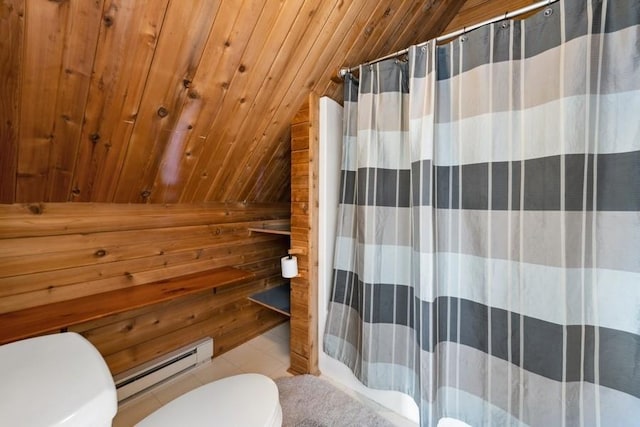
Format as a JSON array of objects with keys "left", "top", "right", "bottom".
[
  {"left": 0, "top": 333, "right": 282, "bottom": 427},
  {"left": 137, "top": 373, "right": 282, "bottom": 427}
]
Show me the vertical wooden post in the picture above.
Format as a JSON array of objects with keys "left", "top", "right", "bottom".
[
  {"left": 0, "top": 0, "right": 24, "bottom": 203},
  {"left": 288, "top": 92, "right": 319, "bottom": 375}
]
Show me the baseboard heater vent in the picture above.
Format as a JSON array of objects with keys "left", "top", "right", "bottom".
[{"left": 114, "top": 337, "right": 214, "bottom": 402}]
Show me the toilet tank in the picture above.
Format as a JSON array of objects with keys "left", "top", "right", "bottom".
[{"left": 0, "top": 332, "right": 118, "bottom": 427}]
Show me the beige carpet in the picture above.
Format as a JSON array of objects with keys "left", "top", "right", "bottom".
[{"left": 275, "top": 375, "right": 395, "bottom": 427}]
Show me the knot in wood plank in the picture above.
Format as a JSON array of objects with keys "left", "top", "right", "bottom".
[
  {"left": 94, "top": 249, "right": 107, "bottom": 257},
  {"left": 157, "top": 107, "right": 169, "bottom": 118},
  {"left": 27, "top": 204, "right": 43, "bottom": 215}
]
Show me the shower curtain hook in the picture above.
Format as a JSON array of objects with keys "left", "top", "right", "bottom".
[{"left": 460, "top": 27, "right": 468, "bottom": 42}]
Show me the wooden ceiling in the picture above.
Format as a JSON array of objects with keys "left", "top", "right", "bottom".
[{"left": 0, "top": 0, "right": 527, "bottom": 204}]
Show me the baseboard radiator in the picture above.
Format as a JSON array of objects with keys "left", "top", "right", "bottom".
[{"left": 114, "top": 337, "right": 214, "bottom": 402}]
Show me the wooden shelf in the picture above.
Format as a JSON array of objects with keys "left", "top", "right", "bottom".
[
  {"left": 0, "top": 266, "right": 254, "bottom": 345},
  {"left": 248, "top": 283, "right": 290, "bottom": 317},
  {"left": 248, "top": 227, "right": 291, "bottom": 236}
]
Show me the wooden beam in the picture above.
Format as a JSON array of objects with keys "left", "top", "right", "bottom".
[
  {"left": 0, "top": 0, "right": 23, "bottom": 204},
  {"left": 288, "top": 93, "right": 319, "bottom": 375}
]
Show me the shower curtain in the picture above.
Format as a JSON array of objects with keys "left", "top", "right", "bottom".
[{"left": 323, "top": 0, "right": 640, "bottom": 425}]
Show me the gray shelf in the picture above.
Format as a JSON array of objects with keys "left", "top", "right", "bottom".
[{"left": 248, "top": 283, "right": 290, "bottom": 317}]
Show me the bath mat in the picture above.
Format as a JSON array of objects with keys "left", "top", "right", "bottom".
[{"left": 275, "top": 375, "right": 395, "bottom": 427}]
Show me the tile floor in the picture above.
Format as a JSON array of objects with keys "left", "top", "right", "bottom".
[{"left": 113, "top": 321, "right": 416, "bottom": 427}]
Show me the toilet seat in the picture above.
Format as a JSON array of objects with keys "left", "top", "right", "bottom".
[{"left": 137, "top": 373, "right": 282, "bottom": 427}]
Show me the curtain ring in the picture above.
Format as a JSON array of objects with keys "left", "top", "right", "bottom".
[
  {"left": 460, "top": 28, "right": 467, "bottom": 42},
  {"left": 500, "top": 11, "right": 509, "bottom": 29}
]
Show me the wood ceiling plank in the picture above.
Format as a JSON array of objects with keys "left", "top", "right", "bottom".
[
  {"left": 382, "top": 0, "right": 464, "bottom": 55},
  {"left": 186, "top": 0, "right": 310, "bottom": 203},
  {"left": 416, "top": 0, "right": 470, "bottom": 43},
  {"left": 317, "top": 0, "right": 499, "bottom": 99},
  {"left": 354, "top": 0, "right": 423, "bottom": 66},
  {"left": 194, "top": 0, "right": 324, "bottom": 203},
  {"left": 7, "top": 0, "right": 521, "bottom": 204},
  {"left": 185, "top": 0, "right": 337, "bottom": 203},
  {"left": 230, "top": 0, "right": 410, "bottom": 200},
  {"left": 373, "top": 2, "right": 434, "bottom": 56},
  {"left": 320, "top": 0, "right": 465, "bottom": 103},
  {"left": 316, "top": 0, "right": 424, "bottom": 99},
  {"left": 250, "top": 127, "right": 294, "bottom": 203},
  {"left": 244, "top": 129, "right": 291, "bottom": 202},
  {"left": 111, "top": 0, "right": 220, "bottom": 202},
  {"left": 219, "top": 0, "right": 374, "bottom": 201},
  {"left": 17, "top": 0, "right": 103, "bottom": 203},
  {"left": 0, "top": 0, "right": 23, "bottom": 204},
  {"left": 399, "top": 2, "right": 449, "bottom": 48},
  {"left": 147, "top": 0, "right": 252, "bottom": 203},
  {"left": 457, "top": 0, "right": 494, "bottom": 11},
  {"left": 71, "top": 0, "right": 170, "bottom": 202},
  {"left": 245, "top": 131, "right": 291, "bottom": 201},
  {"left": 443, "top": 0, "right": 537, "bottom": 34},
  {"left": 153, "top": 0, "right": 289, "bottom": 203},
  {"left": 43, "top": 0, "right": 105, "bottom": 202}
]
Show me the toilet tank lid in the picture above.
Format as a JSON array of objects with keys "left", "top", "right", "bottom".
[
  {"left": 0, "top": 332, "right": 117, "bottom": 427},
  {"left": 137, "top": 373, "right": 281, "bottom": 427}
]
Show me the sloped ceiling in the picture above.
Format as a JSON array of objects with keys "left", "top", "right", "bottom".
[{"left": 1, "top": 0, "right": 525, "bottom": 204}]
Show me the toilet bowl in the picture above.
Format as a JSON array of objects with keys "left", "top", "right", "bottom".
[{"left": 0, "top": 333, "right": 282, "bottom": 427}]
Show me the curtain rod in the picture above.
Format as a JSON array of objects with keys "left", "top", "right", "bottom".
[{"left": 338, "top": 0, "right": 558, "bottom": 78}]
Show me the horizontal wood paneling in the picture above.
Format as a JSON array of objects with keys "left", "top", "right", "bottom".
[
  {"left": 0, "top": 202, "right": 288, "bottom": 238},
  {"left": 102, "top": 301, "right": 284, "bottom": 374},
  {"left": 0, "top": 202, "right": 289, "bottom": 374},
  {"left": 2, "top": 0, "right": 471, "bottom": 204},
  {"left": 0, "top": 266, "right": 254, "bottom": 345}
]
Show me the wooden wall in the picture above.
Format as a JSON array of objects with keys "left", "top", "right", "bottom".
[
  {"left": 288, "top": 94, "right": 319, "bottom": 375},
  {"left": 0, "top": 202, "right": 290, "bottom": 375}
]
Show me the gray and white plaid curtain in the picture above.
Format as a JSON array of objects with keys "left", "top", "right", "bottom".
[{"left": 323, "top": 0, "right": 640, "bottom": 425}]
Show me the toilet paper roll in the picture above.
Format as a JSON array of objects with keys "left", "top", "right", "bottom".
[{"left": 281, "top": 256, "right": 298, "bottom": 278}]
